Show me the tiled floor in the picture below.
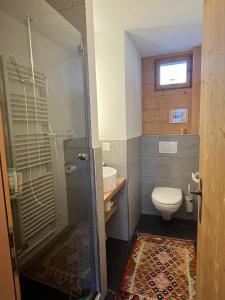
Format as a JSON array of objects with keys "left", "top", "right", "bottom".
[
  {"left": 20, "top": 276, "right": 71, "bottom": 300},
  {"left": 20, "top": 276, "right": 97, "bottom": 300},
  {"left": 105, "top": 214, "right": 197, "bottom": 299}
]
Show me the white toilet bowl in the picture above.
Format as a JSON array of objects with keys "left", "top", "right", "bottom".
[{"left": 152, "top": 187, "right": 182, "bottom": 220}]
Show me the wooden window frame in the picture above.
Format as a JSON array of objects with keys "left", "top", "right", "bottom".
[{"left": 155, "top": 55, "right": 193, "bottom": 90}]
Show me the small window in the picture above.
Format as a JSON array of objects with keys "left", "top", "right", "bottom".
[{"left": 155, "top": 55, "right": 192, "bottom": 90}]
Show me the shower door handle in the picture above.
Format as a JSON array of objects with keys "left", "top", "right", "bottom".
[{"left": 78, "top": 153, "right": 88, "bottom": 161}]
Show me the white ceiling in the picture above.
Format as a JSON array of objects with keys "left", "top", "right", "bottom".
[
  {"left": 93, "top": 0, "right": 203, "bottom": 57},
  {"left": 0, "top": 0, "right": 81, "bottom": 52}
]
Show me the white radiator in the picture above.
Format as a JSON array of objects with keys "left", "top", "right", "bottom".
[{"left": 1, "top": 56, "right": 56, "bottom": 260}]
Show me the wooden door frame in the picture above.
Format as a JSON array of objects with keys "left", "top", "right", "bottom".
[{"left": 0, "top": 111, "right": 21, "bottom": 300}]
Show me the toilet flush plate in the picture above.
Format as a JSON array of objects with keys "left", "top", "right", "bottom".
[{"left": 159, "top": 141, "right": 178, "bottom": 154}]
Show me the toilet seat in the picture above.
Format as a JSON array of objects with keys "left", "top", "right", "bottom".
[{"left": 152, "top": 187, "right": 182, "bottom": 206}]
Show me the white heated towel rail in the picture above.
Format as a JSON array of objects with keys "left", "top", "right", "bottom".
[{"left": 1, "top": 56, "right": 56, "bottom": 260}]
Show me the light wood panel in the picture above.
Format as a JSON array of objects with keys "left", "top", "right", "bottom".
[
  {"left": 192, "top": 46, "right": 202, "bottom": 133},
  {"left": 104, "top": 177, "right": 126, "bottom": 202},
  {"left": 104, "top": 177, "right": 126, "bottom": 223},
  {"left": 0, "top": 166, "right": 16, "bottom": 300},
  {"left": 105, "top": 204, "right": 119, "bottom": 223},
  {"left": 0, "top": 112, "right": 21, "bottom": 300},
  {"left": 142, "top": 49, "right": 201, "bottom": 135},
  {"left": 197, "top": 1, "right": 225, "bottom": 299}
]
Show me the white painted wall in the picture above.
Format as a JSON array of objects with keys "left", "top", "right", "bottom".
[
  {"left": 85, "top": 0, "right": 101, "bottom": 148},
  {"left": 95, "top": 30, "right": 127, "bottom": 140},
  {"left": 125, "top": 33, "right": 142, "bottom": 139},
  {"left": 95, "top": 30, "right": 142, "bottom": 140},
  {"left": 93, "top": 0, "right": 202, "bottom": 141}
]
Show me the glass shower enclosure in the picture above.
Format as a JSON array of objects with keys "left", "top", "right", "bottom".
[{"left": 0, "top": 0, "right": 99, "bottom": 299}]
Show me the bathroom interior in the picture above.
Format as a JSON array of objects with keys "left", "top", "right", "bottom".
[{"left": 0, "top": 0, "right": 203, "bottom": 300}]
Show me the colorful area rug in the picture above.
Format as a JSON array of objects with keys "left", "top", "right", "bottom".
[
  {"left": 24, "top": 222, "right": 91, "bottom": 297},
  {"left": 118, "top": 234, "right": 196, "bottom": 300}
]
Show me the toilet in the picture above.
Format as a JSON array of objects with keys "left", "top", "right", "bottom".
[{"left": 152, "top": 187, "right": 182, "bottom": 220}]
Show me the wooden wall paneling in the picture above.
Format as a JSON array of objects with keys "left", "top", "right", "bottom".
[
  {"left": 192, "top": 46, "right": 202, "bottom": 133},
  {"left": 142, "top": 94, "right": 192, "bottom": 110},
  {"left": 143, "top": 122, "right": 192, "bottom": 135},
  {"left": 142, "top": 50, "right": 201, "bottom": 135}
]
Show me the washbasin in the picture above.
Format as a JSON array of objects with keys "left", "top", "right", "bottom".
[{"left": 103, "top": 167, "right": 117, "bottom": 192}]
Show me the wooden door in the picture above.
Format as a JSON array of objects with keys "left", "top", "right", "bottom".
[
  {"left": 0, "top": 166, "right": 16, "bottom": 300},
  {"left": 197, "top": 0, "right": 225, "bottom": 299},
  {"left": 0, "top": 112, "right": 21, "bottom": 300}
]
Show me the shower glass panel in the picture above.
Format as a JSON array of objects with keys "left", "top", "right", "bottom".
[{"left": 0, "top": 0, "right": 99, "bottom": 299}]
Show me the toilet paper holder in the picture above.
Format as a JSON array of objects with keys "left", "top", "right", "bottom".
[
  {"left": 192, "top": 172, "right": 200, "bottom": 183},
  {"left": 190, "top": 175, "right": 203, "bottom": 223},
  {"left": 190, "top": 172, "right": 202, "bottom": 196},
  {"left": 190, "top": 189, "right": 202, "bottom": 197}
]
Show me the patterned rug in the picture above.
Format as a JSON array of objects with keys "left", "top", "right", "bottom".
[
  {"left": 118, "top": 234, "right": 196, "bottom": 300},
  {"left": 24, "top": 222, "right": 91, "bottom": 297}
]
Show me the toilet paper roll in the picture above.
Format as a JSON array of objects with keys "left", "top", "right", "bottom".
[{"left": 192, "top": 172, "right": 200, "bottom": 183}]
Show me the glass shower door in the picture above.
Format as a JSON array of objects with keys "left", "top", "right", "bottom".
[{"left": 0, "top": 0, "right": 98, "bottom": 299}]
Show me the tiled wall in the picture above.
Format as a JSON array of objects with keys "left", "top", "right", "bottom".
[
  {"left": 102, "top": 140, "right": 129, "bottom": 241},
  {"left": 127, "top": 137, "right": 141, "bottom": 238},
  {"left": 102, "top": 137, "right": 142, "bottom": 241},
  {"left": 64, "top": 138, "right": 88, "bottom": 227},
  {"left": 92, "top": 147, "right": 107, "bottom": 294},
  {"left": 102, "top": 135, "right": 199, "bottom": 237},
  {"left": 141, "top": 135, "right": 200, "bottom": 220}
]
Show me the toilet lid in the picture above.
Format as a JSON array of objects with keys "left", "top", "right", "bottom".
[{"left": 152, "top": 187, "right": 182, "bottom": 205}]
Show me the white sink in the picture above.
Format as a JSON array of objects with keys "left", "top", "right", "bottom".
[{"left": 103, "top": 167, "right": 117, "bottom": 192}]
